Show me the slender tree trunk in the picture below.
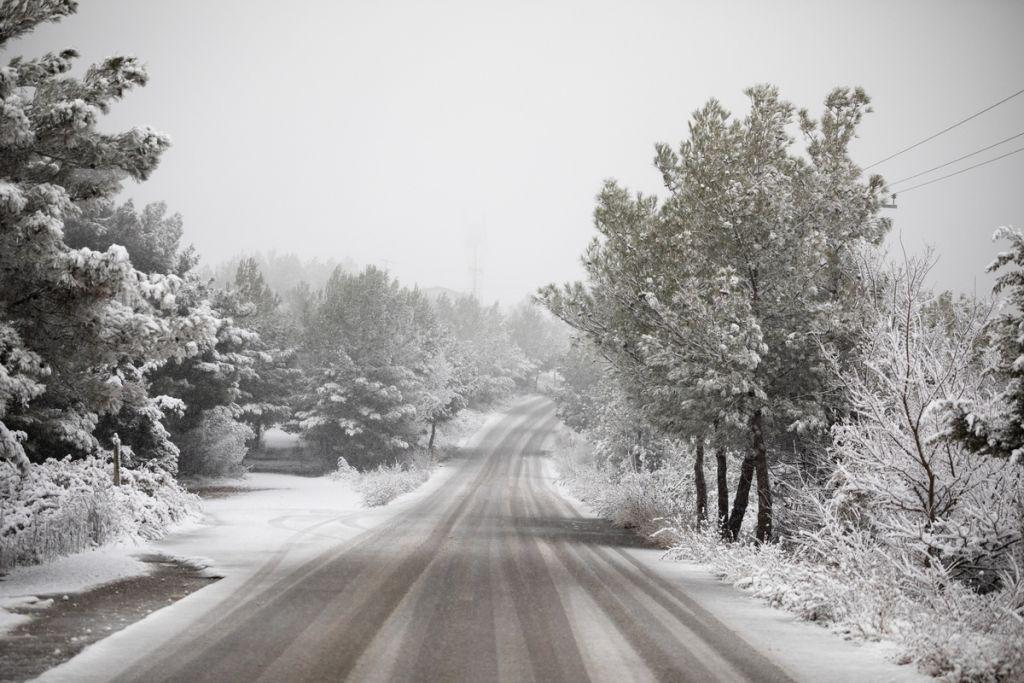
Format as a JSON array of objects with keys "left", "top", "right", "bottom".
[
  {"left": 751, "top": 408, "right": 773, "bottom": 543},
  {"left": 715, "top": 447, "right": 729, "bottom": 537},
  {"left": 694, "top": 439, "right": 707, "bottom": 528},
  {"left": 112, "top": 433, "right": 122, "bottom": 487},
  {"left": 253, "top": 421, "right": 263, "bottom": 451},
  {"left": 726, "top": 453, "right": 755, "bottom": 540},
  {"left": 632, "top": 428, "right": 642, "bottom": 473},
  {"left": 428, "top": 420, "right": 437, "bottom": 451}
]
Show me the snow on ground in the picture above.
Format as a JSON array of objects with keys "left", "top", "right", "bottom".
[
  {"left": 261, "top": 427, "right": 299, "bottom": 450},
  {"left": 1, "top": 545, "right": 147, "bottom": 604},
  {"left": 540, "top": 453, "right": 929, "bottom": 683},
  {"left": 0, "top": 599, "right": 33, "bottom": 634}
]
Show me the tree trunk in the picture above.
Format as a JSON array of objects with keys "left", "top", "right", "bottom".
[
  {"left": 715, "top": 447, "right": 729, "bottom": 536},
  {"left": 428, "top": 420, "right": 437, "bottom": 451},
  {"left": 751, "top": 408, "right": 773, "bottom": 543},
  {"left": 253, "top": 421, "right": 263, "bottom": 451},
  {"left": 112, "top": 433, "right": 122, "bottom": 486},
  {"left": 694, "top": 439, "right": 707, "bottom": 528},
  {"left": 632, "top": 429, "right": 642, "bottom": 473},
  {"left": 726, "top": 453, "right": 755, "bottom": 540}
]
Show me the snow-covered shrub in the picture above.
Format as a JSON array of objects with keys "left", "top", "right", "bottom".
[
  {"left": 801, "top": 259, "right": 1024, "bottom": 679},
  {"left": 661, "top": 510, "right": 1024, "bottom": 681},
  {"left": 350, "top": 452, "right": 432, "bottom": 507},
  {"left": 583, "top": 470, "right": 684, "bottom": 536},
  {"left": 899, "top": 561, "right": 1024, "bottom": 680},
  {"left": 825, "top": 263, "right": 1023, "bottom": 590},
  {"left": 176, "top": 407, "right": 254, "bottom": 476},
  {"left": 332, "top": 455, "right": 360, "bottom": 483},
  {"left": 552, "top": 428, "right": 702, "bottom": 544},
  {"left": 0, "top": 456, "right": 199, "bottom": 570}
]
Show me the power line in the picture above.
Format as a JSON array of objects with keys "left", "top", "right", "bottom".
[
  {"left": 889, "top": 130, "right": 1024, "bottom": 186},
  {"left": 865, "top": 86, "right": 1024, "bottom": 170},
  {"left": 894, "top": 144, "right": 1024, "bottom": 195}
]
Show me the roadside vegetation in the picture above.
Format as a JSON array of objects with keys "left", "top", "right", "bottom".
[
  {"left": 0, "top": 458, "right": 198, "bottom": 571},
  {"left": 543, "top": 87, "right": 1024, "bottom": 681}
]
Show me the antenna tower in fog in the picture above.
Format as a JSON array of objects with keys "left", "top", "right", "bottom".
[{"left": 467, "top": 219, "right": 485, "bottom": 299}]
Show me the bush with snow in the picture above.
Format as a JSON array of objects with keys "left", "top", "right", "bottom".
[
  {"left": 176, "top": 407, "right": 254, "bottom": 477},
  {"left": 0, "top": 456, "right": 199, "bottom": 571},
  {"left": 554, "top": 427, "right": 733, "bottom": 545},
  {"left": 349, "top": 453, "right": 432, "bottom": 508}
]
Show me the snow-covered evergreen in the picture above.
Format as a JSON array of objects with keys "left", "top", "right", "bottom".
[{"left": 0, "top": 4, "right": 216, "bottom": 473}]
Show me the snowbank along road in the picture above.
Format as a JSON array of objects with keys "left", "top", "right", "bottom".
[{"left": 45, "top": 396, "right": 915, "bottom": 683}]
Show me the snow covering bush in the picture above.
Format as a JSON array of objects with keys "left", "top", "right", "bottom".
[
  {"left": 176, "top": 407, "right": 254, "bottom": 477},
  {"left": 662, "top": 511, "right": 1024, "bottom": 681},
  {"left": 554, "top": 427, "right": 715, "bottom": 543},
  {"left": 347, "top": 453, "right": 432, "bottom": 508},
  {"left": 0, "top": 456, "right": 199, "bottom": 571},
  {"left": 556, "top": 424, "right": 1024, "bottom": 681},
  {"left": 566, "top": 466, "right": 685, "bottom": 537}
]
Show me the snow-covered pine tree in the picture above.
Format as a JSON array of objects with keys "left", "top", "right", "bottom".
[
  {"left": 0, "top": 2, "right": 217, "bottom": 473},
  {"left": 648, "top": 86, "right": 890, "bottom": 541},
  {"left": 543, "top": 86, "right": 890, "bottom": 541},
  {"left": 416, "top": 335, "right": 466, "bottom": 451},
  {"left": 146, "top": 282, "right": 261, "bottom": 473},
  {"left": 292, "top": 267, "right": 431, "bottom": 468},
  {"left": 64, "top": 200, "right": 197, "bottom": 276},
  {"left": 231, "top": 257, "right": 301, "bottom": 450},
  {"left": 942, "top": 227, "right": 1024, "bottom": 464},
  {"left": 540, "top": 180, "right": 745, "bottom": 531}
]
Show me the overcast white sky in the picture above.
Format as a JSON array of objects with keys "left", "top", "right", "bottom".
[{"left": 11, "top": 0, "right": 1024, "bottom": 303}]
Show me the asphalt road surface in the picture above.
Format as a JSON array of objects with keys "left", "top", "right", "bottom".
[{"left": 115, "top": 396, "right": 793, "bottom": 683}]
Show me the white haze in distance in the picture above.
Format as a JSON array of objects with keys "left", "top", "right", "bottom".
[{"left": 11, "top": 0, "right": 1024, "bottom": 303}]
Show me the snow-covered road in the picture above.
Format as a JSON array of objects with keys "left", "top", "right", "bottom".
[{"left": 38, "top": 396, "right": 925, "bottom": 682}]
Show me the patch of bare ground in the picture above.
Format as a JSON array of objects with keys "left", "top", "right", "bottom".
[{"left": 0, "top": 555, "right": 219, "bottom": 683}]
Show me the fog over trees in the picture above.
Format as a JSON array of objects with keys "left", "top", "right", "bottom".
[{"left": 1, "top": 3, "right": 1022, "bottom": 682}]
